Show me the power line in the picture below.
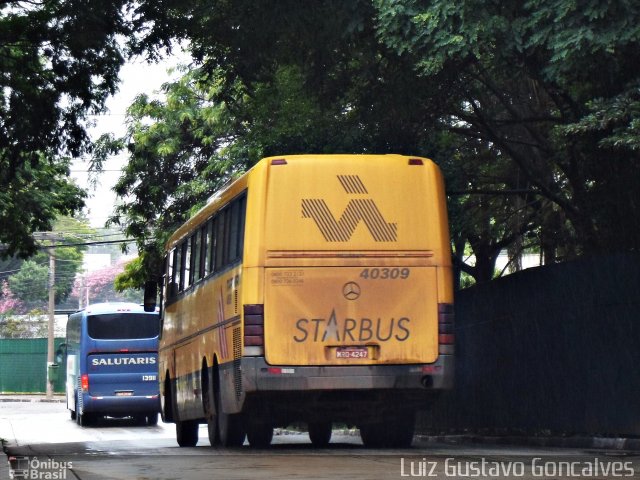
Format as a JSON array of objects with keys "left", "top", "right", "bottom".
[
  {"left": 0, "top": 238, "right": 138, "bottom": 257},
  {"left": 37, "top": 239, "right": 137, "bottom": 250}
]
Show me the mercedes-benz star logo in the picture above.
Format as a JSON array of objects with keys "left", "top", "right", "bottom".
[{"left": 342, "top": 282, "right": 361, "bottom": 300}]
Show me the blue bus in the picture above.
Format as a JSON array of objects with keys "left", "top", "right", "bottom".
[{"left": 65, "top": 302, "right": 160, "bottom": 426}]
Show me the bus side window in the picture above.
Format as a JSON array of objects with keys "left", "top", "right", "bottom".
[
  {"left": 174, "top": 246, "right": 183, "bottom": 294},
  {"left": 229, "top": 199, "right": 240, "bottom": 262},
  {"left": 181, "top": 240, "right": 190, "bottom": 291},
  {"left": 237, "top": 194, "right": 247, "bottom": 259},
  {"left": 191, "top": 232, "right": 200, "bottom": 284},
  {"left": 166, "top": 252, "right": 177, "bottom": 301},
  {"left": 208, "top": 217, "right": 216, "bottom": 276},
  {"left": 199, "top": 224, "right": 207, "bottom": 280},
  {"left": 215, "top": 210, "right": 226, "bottom": 272},
  {"left": 55, "top": 343, "right": 67, "bottom": 364}
]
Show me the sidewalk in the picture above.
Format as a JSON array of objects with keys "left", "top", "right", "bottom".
[
  {"left": 1, "top": 395, "right": 64, "bottom": 479},
  {"left": 1, "top": 451, "right": 10, "bottom": 480}
]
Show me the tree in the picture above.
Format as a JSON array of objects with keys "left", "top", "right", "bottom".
[
  {"left": 8, "top": 260, "right": 48, "bottom": 309},
  {"left": 0, "top": 0, "right": 168, "bottom": 258},
  {"left": 71, "top": 261, "right": 140, "bottom": 307},
  {"left": 0, "top": 216, "right": 90, "bottom": 309},
  {"left": 102, "top": 0, "right": 640, "bottom": 286},
  {"left": 0, "top": 280, "right": 25, "bottom": 315},
  {"left": 374, "top": 0, "right": 640, "bottom": 272},
  {"left": 99, "top": 1, "right": 450, "bottom": 285}
]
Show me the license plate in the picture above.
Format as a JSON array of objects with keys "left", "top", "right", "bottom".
[
  {"left": 336, "top": 347, "right": 368, "bottom": 359},
  {"left": 115, "top": 391, "right": 133, "bottom": 396}
]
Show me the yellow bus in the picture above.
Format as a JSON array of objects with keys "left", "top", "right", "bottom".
[{"left": 145, "top": 154, "right": 454, "bottom": 448}]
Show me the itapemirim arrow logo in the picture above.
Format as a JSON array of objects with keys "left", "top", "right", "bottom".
[{"left": 301, "top": 175, "right": 397, "bottom": 242}]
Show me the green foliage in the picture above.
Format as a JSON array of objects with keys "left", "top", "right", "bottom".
[
  {"left": 0, "top": 156, "right": 85, "bottom": 258},
  {"left": 374, "top": 0, "right": 640, "bottom": 281},
  {"left": 101, "top": 1, "right": 450, "bottom": 285},
  {"left": 559, "top": 84, "right": 640, "bottom": 152},
  {"left": 94, "top": 0, "right": 640, "bottom": 286},
  {"left": 114, "top": 257, "right": 147, "bottom": 292},
  {"left": 0, "top": 216, "right": 89, "bottom": 309},
  {"left": 0, "top": 0, "right": 141, "bottom": 258},
  {"left": 8, "top": 261, "right": 48, "bottom": 306},
  {"left": 102, "top": 67, "right": 248, "bottom": 283}
]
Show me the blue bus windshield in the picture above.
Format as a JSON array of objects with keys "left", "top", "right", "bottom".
[{"left": 87, "top": 313, "right": 159, "bottom": 340}]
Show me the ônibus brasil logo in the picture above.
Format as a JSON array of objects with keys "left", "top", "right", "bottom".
[{"left": 301, "top": 175, "right": 397, "bottom": 242}]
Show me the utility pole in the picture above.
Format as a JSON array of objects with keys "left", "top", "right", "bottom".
[{"left": 46, "top": 234, "right": 56, "bottom": 400}]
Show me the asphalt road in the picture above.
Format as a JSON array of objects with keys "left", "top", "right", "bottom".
[{"left": 2, "top": 400, "right": 640, "bottom": 479}]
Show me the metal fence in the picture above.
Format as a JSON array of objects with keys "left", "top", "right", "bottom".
[
  {"left": 420, "top": 253, "right": 640, "bottom": 435},
  {"left": 0, "top": 337, "right": 66, "bottom": 393}
]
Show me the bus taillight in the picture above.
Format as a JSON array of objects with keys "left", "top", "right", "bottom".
[
  {"left": 243, "top": 304, "right": 264, "bottom": 347},
  {"left": 438, "top": 303, "right": 455, "bottom": 355},
  {"left": 81, "top": 374, "right": 89, "bottom": 392}
]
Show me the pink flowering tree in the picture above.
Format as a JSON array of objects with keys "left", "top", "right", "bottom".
[
  {"left": 0, "top": 280, "right": 25, "bottom": 315},
  {"left": 0, "top": 281, "right": 33, "bottom": 338},
  {"left": 71, "top": 261, "right": 141, "bottom": 308}
]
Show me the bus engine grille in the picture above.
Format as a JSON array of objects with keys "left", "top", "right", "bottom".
[{"left": 233, "top": 327, "right": 242, "bottom": 399}]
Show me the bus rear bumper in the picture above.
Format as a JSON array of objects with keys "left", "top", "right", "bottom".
[
  {"left": 242, "top": 354, "right": 453, "bottom": 392},
  {"left": 81, "top": 394, "right": 160, "bottom": 414},
  {"left": 226, "top": 356, "right": 453, "bottom": 422}
]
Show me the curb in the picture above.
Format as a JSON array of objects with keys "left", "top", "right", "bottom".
[
  {"left": 0, "top": 396, "right": 65, "bottom": 403},
  {"left": 1, "top": 439, "right": 13, "bottom": 480},
  {"left": 417, "top": 434, "right": 640, "bottom": 452}
]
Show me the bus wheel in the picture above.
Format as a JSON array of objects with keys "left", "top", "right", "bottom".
[
  {"left": 75, "top": 392, "right": 81, "bottom": 425},
  {"left": 359, "top": 422, "right": 386, "bottom": 448},
  {"left": 147, "top": 412, "right": 159, "bottom": 426},
  {"left": 78, "top": 412, "right": 95, "bottom": 427},
  {"left": 215, "top": 378, "right": 245, "bottom": 447},
  {"left": 160, "top": 376, "right": 174, "bottom": 423},
  {"left": 176, "top": 420, "right": 199, "bottom": 447},
  {"left": 388, "top": 414, "right": 415, "bottom": 448},
  {"left": 246, "top": 421, "right": 273, "bottom": 448},
  {"left": 133, "top": 414, "right": 147, "bottom": 426},
  {"left": 202, "top": 367, "right": 219, "bottom": 446},
  {"left": 308, "top": 421, "right": 332, "bottom": 447},
  {"left": 359, "top": 414, "right": 415, "bottom": 448},
  {"left": 70, "top": 409, "right": 76, "bottom": 421}
]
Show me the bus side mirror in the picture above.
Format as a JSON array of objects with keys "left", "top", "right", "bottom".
[
  {"left": 55, "top": 343, "right": 67, "bottom": 364},
  {"left": 143, "top": 281, "right": 158, "bottom": 312}
]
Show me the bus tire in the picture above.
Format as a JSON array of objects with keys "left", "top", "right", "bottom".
[
  {"left": 308, "top": 421, "right": 332, "bottom": 447},
  {"left": 75, "top": 392, "right": 94, "bottom": 427},
  {"left": 147, "top": 412, "right": 159, "bottom": 426},
  {"left": 161, "top": 375, "right": 174, "bottom": 423},
  {"left": 70, "top": 409, "right": 76, "bottom": 421},
  {"left": 176, "top": 420, "right": 199, "bottom": 447},
  {"left": 75, "top": 392, "right": 81, "bottom": 425},
  {"left": 202, "top": 364, "right": 219, "bottom": 446},
  {"left": 388, "top": 414, "right": 415, "bottom": 448},
  {"left": 246, "top": 421, "right": 273, "bottom": 448},
  {"left": 133, "top": 414, "right": 147, "bottom": 426},
  {"left": 359, "top": 423, "right": 385, "bottom": 448},
  {"left": 359, "top": 414, "right": 415, "bottom": 448},
  {"left": 79, "top": 411, "right": 95, "bottom": 427},
  {"left": 215, "top": 374, "right": 245, "bottom": 447}
]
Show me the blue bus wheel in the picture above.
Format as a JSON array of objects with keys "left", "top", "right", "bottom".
[{"left": 147, "top": 412, "right": 159, "bottom": 426}]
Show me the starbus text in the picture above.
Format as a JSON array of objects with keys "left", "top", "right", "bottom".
[{"left": 293, "top": 308, "right": 410, "bottom": 343}]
